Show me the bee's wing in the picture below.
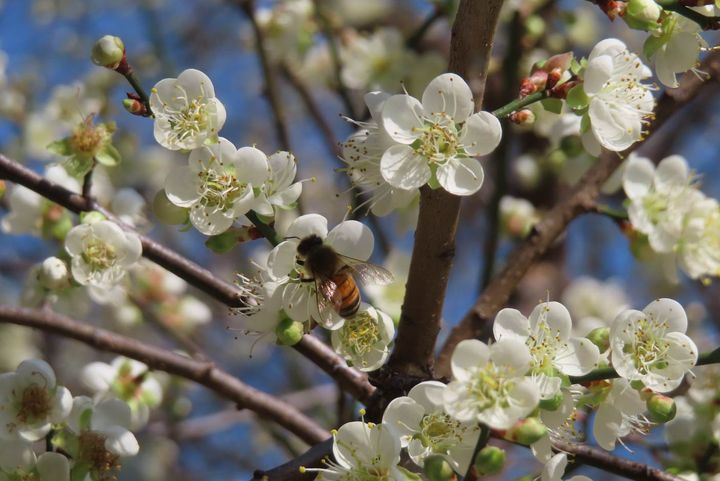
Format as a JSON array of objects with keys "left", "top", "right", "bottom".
[
  {"left": 314, "top": 278, "right": 343, "bottom": 325},
  {"left": 339, "top": 255, "right": 394, "bottom": 286}
]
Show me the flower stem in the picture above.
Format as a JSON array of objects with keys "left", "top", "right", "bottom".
[
  {"left": 492, "top": 90, "right": 548, "bottom": 119},
  {"left": 461, "top": 424, "right": 490, "bottom": 481},
  {"left": 568, "top": 346, "right": 720, "bottom": 384},
  {"left": 246, "top": 210, "right": 281, "bottom": 246},
  {"left": 122, "top": 70, "right": 153, "bottom": 116}
]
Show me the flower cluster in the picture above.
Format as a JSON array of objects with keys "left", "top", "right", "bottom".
[
  {"left": 0, "top": 359, "right": 145, "bottom": 481},
  {"left": 623, "top": 153, "right": 720, "bottom": 281}
]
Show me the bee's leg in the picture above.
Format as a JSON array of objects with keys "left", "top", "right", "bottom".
[{"left": 299, "top": 277, "right": 315, "bottom": 283}]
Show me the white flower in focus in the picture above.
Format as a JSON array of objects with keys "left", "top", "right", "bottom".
[
  {"left": 307, "top": 421, "right": 404, "bottom": 481},
  {"left": 542, "top": 453, "right": 592, "bottom": 481},
  {"left": 593, "top": 378, "right": 648, "bottom": 450},
  {"left": 260, "top": 150, "right": 303, "bottom": 214},
  {"left": 65, "top": 220, "right": 142, "bottom": 289},
  {"left": 331, "top": 304, "right": 395, "bottom": 372},
  {"left": 494, "top": 302, "right": 599, "bottom": 399},
  {"left": 562, "top": 276, "right": 629, "bottom": 335},
  {"left": 2, "top": 165, "right": 79, "bottom": 236},
  {"left": 383, "top": 381, "right": 481, "bottom": 473},
  {"left": 610, "top": 298, "right": 698, "bottom": 392},
  {"left": 66, "top": 396, "right": 139, "bottom": 465},
  {"left": 343, "top": 92, "right": 418, "bottom": 216},
  {"left": 580, "top": 39, "right": 654, "bottom": 154},
  {"left": 149, "top": 69, "right": 226, "bottom": 150},
  {"left": 0, "top": 440, "right": 69, "bottom": 481},
  {"left": 264, "top": 214, "right": 375, "bottom": 329},
  {"left": 81, "top": 357, "right": 163, "bottom": 430},
  {"left": 444, "top": 339, "right": 539, "bottom": 429},
  {"left": 165, "top": 139, "right": 269, "bottom": 235},
  {"left": 623, "top": 154, "right": 698, "bottom": 254},
  {"left": 340, "top": 28, "right": 408, "bottom": 92},
  {"left": 379, "top": 73, "right": 502, "bottom": 195},
  {"left": 0, "top": 359, "right": 72, "bottom": 441}
]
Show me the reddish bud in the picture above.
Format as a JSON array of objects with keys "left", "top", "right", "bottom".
[
  {"left": 550, "top": 80, "right": 579, "bottom": 99},
  {"left": 510, "top": 109, "right": 535, "bottom": 125},
  {"left": 123, "top": 97, "right": 147, "bottom": 116},
  {"left": 598, "top": 0, "right": 626, "bottom": 20}
]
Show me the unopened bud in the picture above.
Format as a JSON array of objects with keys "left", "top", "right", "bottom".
[
  {"left": 586, "top": 327, "right": 610, "bottom": 352},
  {"left": 91, "top": 35, "right": 125, "bottom": 69},
  {"left": 539, "top": 391, "right": 565, "bottom": 411},
  {"left": 510, "top": 109, "right": 535, "bottom": 125},
  {"left": 39, "top": 256, "right": 70, "bottom": 290},
  {"left": 80, "top": 211, "right": 106, "bottom": 225},
  {"left": 505, "top": 417, "right": 547, "bottom": 446},
  {"left": 625, "top": 0, "right": 662, "bottom": 30},
  {"left": 153, "top": 190, "right": 189, "bottom": 225},
  {"left": 475, "top": 446, "right": 505, "bottom": 475},
  {"left": 275, "top": 317, "right": 304, "bottom": 346},
  {"left": 123, "top": 98, "right": 147, "bottom": 116},
  {"left": 423, "top": 455, "right": 455, "bottom": 481},
  {"left": 600, "top": 0, "right": 626, "bottom": 20},
  {"left": 647, "top": 394, "right": 676, "bottom": 423},
  {"left": 544, "top": 52, "right": 574, "bottom": 73}
]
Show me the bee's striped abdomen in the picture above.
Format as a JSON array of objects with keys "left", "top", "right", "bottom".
[{"left": 334, "top": 272, "right": 360, "bottom": 318}]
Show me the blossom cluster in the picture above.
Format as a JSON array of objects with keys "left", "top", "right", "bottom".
[
  {"left": 0, "top": 358, "right": 161, "bottom": 481},
  {"left": 312, "top": 296, "right": 699, "bottom": 479}
]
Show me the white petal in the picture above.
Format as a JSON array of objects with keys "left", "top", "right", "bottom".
[
  {"left": 529, "top": 301, "right": 572, "bottom": 341},
  {"left": 381, "top": 94, "right": 424, "bottom": 144},
  {"left": 655, "top": 155, "right": 689, "bottom": 194},
  {"left": 623, "top": 155, "right": 655, "bottom": 199},
  {"left": 493, "top": 308, "right": 530, "bottom": 341},
  {"left": 102, "top": 425, "right": 139, "bottom": 457},
  {"left": 326, "top": 220, "right": 374, "bottom": 261},
  {"left": 491, "top": 338, "right": 532, "bottom": 375},
  {"left": 554, "top": 337, "right": 600, "bottom": 376},
  {"left": 421, "top": 73, "right": 475, "bottom": 123},
  {"left": 16, "top": 359, "right": 56, "bottom": 388},
  {"left": 436, "top": 157, "right": 485, "bottom": 196},
  {"left": 0, "top": 440, "right": 36, "bottom": 471},
  {"left": 334, "top": 422, "right": 400, "bottom": 469},
  {"left": 64, "top": 224, "right": 91, "bottom": 256},
  {"left": 380, "top": 144, "right": 431, "bottom": 190},
  {"left": 382, "top": 397, "right": 425, "bottom": 445},
  {"left": 267, "top": 241, "right": 299, "bottom": 279},
  {"left": 49, "top": 386, "right": 73, "bottom": 423},
  {"left": 37, "top": 452, "right": 70, "bottom": 481},
  {"left": 451, "top": 339, "right": 490, "bottom": 382},
  {"left": 236, "top": 146, "right": 270, "bottom": 186},
  {"left": 364, "top": 91, "right": 391, "bottom": 123},
  {"left": 589, "top": 38, "right": 628, "bottom": 61},
  {"left": 581, "top": 129, "right": 602, "bottom": 157},
  {"left": 189, "top": 205, "right": 234, "bottom": 236},
  {"left": 542, "top": 453, "right": 568, "bottom": 481},
  {"left": 594, "top": 403, "right": 621, "bottom": 450},
  {"left": 407, "top": 380, "right": 446, "bottom": 412},
  {"left": 176, "top": 68, "right": 215, "bottom": 100},
  {"left": 460, "top": 112, "right": 502, "bottom": 156},
  {"left": 583, "top": 55, "right": 613, "bottom": 95},
  {"left": 285, "top": 214, "right": 328, "bottom": 240},
  {"left": 92, "top": 398, "right": 133, "bottom": 431},
  {"left": 643, "top": 298, "right": 687, "bottom": 333}
]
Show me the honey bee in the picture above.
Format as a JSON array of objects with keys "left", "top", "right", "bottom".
[{"left": 295, "top": 234, "right": 394, "bottom": 323}]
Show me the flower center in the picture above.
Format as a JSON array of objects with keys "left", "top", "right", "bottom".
[
  {"left": 70, "top": 124, "right": 105, "bottom": 154},
  {"left": 467, "top": 364, "right": 515, "bottom": 411},
  {"left": 166, "top": 97, "right": 209, "bottom": 143},
  {"left": 417, "top": 412, "right": 466, "bottom": 453},
  {"left": 623, "top": 316, "right": 670, "bottom": 373},
  {"left": 339, "top": 312, "right": 381, "bottom": 359},
  {"left": 82, "top": 238, "right": 117, "bottom": 271},
  {"left": 199, "top": 169, "right": 245, "bottom": 211},
  {"left": 642, "top": 193, "right": 671, "bottom": 225},
  {"left": 526, "top": 321, "right": 563, "bottom": 372},
  {"left": 15, "top": 385, "right": 51, "bottom": 424},
  {"left": 413, "top": 119, "right": 461, "bottom": 163},
  {"left": 78, "top": 431, "right": 121, "bottom": 481}
]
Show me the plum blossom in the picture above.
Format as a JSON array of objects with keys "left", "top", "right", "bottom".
[
  {"left": 331, "top": 304, "right": 394, "bottom": 372},
  {"left": 579, "top": 39, "right": 654, "bottom": 154},
  {"left": 0, "top": 440, "right": 69, "bottom": 481},
  {"left": 383, "top": 381, "right": 481, "bottom": 473},
  {"left": 0, "top": 359, "right": 72, "bottom": 441},
  {"left": 257, "top": 150, "right": 304, "bottom": 214},
  {"left": 610, "top": 298, "right": 698, "bottom": 392},
  {"left": 66, "top": 396, "right": 140, "bottom": 459},
  {"left": 443, "top": 339, "right": 539, "bottom": 429},
  {"left": 592, "top": 378, "right": 648, "bottom": 450},
  {"left": 645, "top": 12, "right": 706, "bottom": 88},
  {"left": 261, "top": 214, "right": 377, "bottom": 329},
  {"left": 64, "top": 220, "right": 142, "bottom": 289},
  {"left": 164, "top": 139, "right": 269, "bottom": 235},
  {"left": 304, "top": 420, "right": 404, "bottom": 481},
  {"left": 493, "top": 302, "right": 600, "bottom": 399},
  {"left": 378, "top": 73, "right": 502, "bottom": 195},
  {"left": 149, "top": 69, "right": 226, "bottom": 150}
]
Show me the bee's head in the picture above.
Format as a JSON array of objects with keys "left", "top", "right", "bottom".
[{"left": 296, "top": 234, "right": 323, "bottom": 257}]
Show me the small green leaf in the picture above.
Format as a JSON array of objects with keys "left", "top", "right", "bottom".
[
  {"left": 95, "top": 144, "right": 121, "bottom": 166},
  {"left": 540, "top": 98, "right": 563, "bottom": 114},
  {"left": 205, "top": 230, "right": 240, "bottom": 254},
  {"left": 47, "top": 138, "right": 73, "bottom": 156},
  {"left": 566, "top": 84, "right": 589, "bottom": 111}
]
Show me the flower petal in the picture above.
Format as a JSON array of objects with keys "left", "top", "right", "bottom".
[
  {"left": 643, "top": 298, "right": 687, "bottom": 333},
  {"left": 460, "top": 112, "right": 502, "bottom": 156},
  {"left": 381, "top": 94, "right": 424, "bottom": 144},
  {"left": 285, "top": 214, "right": 328, "bottom": 240},
  {"left": 436, "top": 157, "right": 485, "bottom": 196},
  {"left": 421, "top": 73, "right": 474, "bottom": 123},
  {"left": 164, "top": 168, "right": 200, "bottom": 208},
  {"left": 236, "top": 146, "right": 270, "bottom": 186},
  {"left": 326, "top": 220, "right": 374, "bottom": 261},
  {"left": 451, "top": 339, "right": 490, "bottom": 382},
  {"left": 380, "top": 144, "right": 431, "bottom": 190},
  {"left": 493, "top": 308, "right": 530, "bottom": 341},
  {"left": 623, "top": 154, "right": 655, "bottom": 199}
]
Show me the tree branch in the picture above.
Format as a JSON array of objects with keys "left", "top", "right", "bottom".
[
  {"left": 0, "top": 306, "right": 328, "bottom": 445},
  {"left": 436, "top": 50, "right": 720, "bottom": 375},
  {"left": 385, "top": 0, "right": 506, "bottom": 378},
  {"left": 0, "top": 153, "right": 375, "bottom": 404}
]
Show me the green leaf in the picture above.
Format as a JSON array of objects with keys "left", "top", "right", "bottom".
[
  {"left": 398, "top": 467, "right": 423, "bottom": 481},
  {"left": 540, "top": 98, "right": 563, "bottom": 114},
  {"left": 95, "top": 144, "right": 121, "bottom": 167},
  {"left": 205, "top": 230, "right": 240, "bottom": 254},
  {"left": 566, "top": 84, "right": 589, "bottom": 111},
  {"left": 47, "top": 138, "right": 73, "bottom": 156}
]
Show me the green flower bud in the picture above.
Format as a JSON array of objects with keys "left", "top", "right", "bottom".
[
  {"left": 80, "top": 211, "right": 107, "bottom": 225},
  {"left": 559, "top": 135, "right": 584, "bottom": 158},
  {"left": 624, "top": 0, "right": 662, "bottom": 32},
  {"left": 475, "top": 446, "right": 505, "bottom": 475},
  {"left": 539, "top": 391, "right": 564, "bottom": 411},
  {"left": 505, "top": 418, "right": 547, "bottom": 446},
  {"left": 153, "top": 190, "right": 189, "bottom": 225},
  {"left": 423, "top": 455, "right": 455, "bottom": 481},
  {"left": 586, "top": 327, "right": 610, "bottom": 352},
  {"left": 91, "top": 35, "right": 125, "bottom": 69},
  {"left": 275, "top": 317, "right": 304, "bottom": 346},
  {"left": 647, "top": 394, "right": 676, "bottom": 423}
]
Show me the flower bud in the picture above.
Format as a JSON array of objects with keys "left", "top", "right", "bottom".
[
  {"left": 39, "top": 256, "right": 70, "bottom": 290},
  {"left": 91, "top": 35, "right": 125, "bottom": 69},
  {"left": 586, "top": 327, "right": 610, "bottom": 352},
  {"left": 475, "top": 446, "right": 505, "bottom": 475},
  {"left": 510, "top": 109, "right": 535, "bottom": 125},
  {"left": 624, "top": 0, "right": 662, "bottom": 31},
  {"left": 423, "top": 455, "right": 455, "bottom": 481},
  {"left": 539, "top": 391, "right": 564, "bottom": 411},
  {"left": 80, "top": 211, "right": 107, "bottom": 225},
  {"left": 275, "top": 317, "right": 304, "bottom": 346},
  {"left": 505, "top": 417, "right": 547, "bottom": 445},
  {"left": 647, "top": 394, "right": 677, "bottom": 423},
  {"left": 153, "top": 190, "right": 189, "bottom": 225},
  {"left": 123, "top": 98, "right": 147, "bottom": 116}
]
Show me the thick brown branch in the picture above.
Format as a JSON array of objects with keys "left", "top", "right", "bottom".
[
  {"left": 436, "top": 51, "right": 720, "bottom": 375},
  {"left": 0, "top": 153, "right": 376, "bottom": 403},
  {"left": 386, "top": 0, "right": 505, "bottom": 378},
  {"left": 0, "top": 306, "right": 328, "bottom": 444}
]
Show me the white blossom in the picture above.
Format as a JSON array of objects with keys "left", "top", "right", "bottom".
[
  {"left": 259, "top": 150, "right": 304, "bottom": 213},
  {"left": 67, "top": 396, "right": 139, "bottom": 458},
  {"left": 647, "top": 12, "right": 706, "bottom": 88},
  {"left": 0, "top": 440, "right": 69, "bottom": 481},
  {"left": 383, "top": 381, "right": 481, "bottom": 473},
  {"left": 149, "top": 69, "right": 226, "bottom": 150},
  {"left": 331, "top": 304, "right": 395, "bottom": 372},
  {"left": 593, "top": 378, "right": 648, "bottom": 450}
]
